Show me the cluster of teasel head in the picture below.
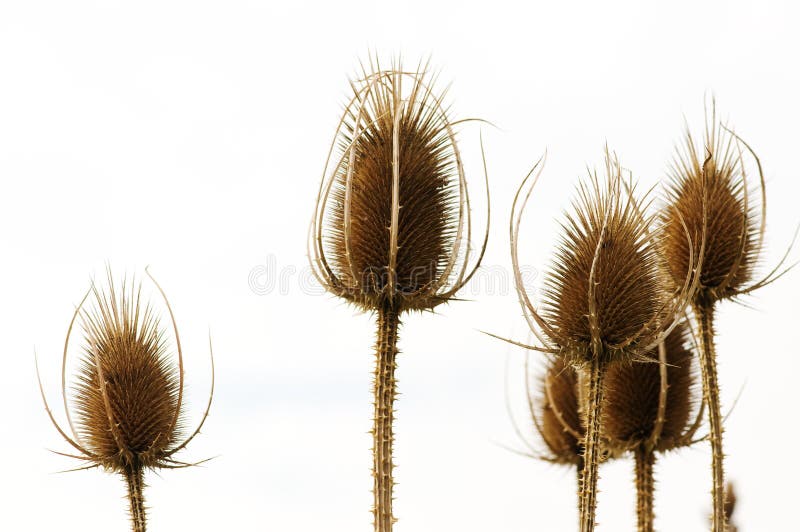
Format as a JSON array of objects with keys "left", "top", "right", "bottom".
[
  {"left": 37, "top": 270, "right": 214, "bottom": 532},
  {"left": 510, "top": 104, "right": 794, "bottom": 531}
]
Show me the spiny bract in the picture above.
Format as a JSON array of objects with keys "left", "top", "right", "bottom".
[
  {"left": 661, "top": 112, "right": 760, "bottom": 304},
  {"left": 310, "top": 60, "right": 487, "bottom": 312},
  {"left": 536, "top": 358, "right": 583, "bottom": 465},
  {"left": 601, "top": 322, "right": 698, "bottom": 453}
]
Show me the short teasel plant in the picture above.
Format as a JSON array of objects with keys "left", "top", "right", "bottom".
[
  {"left": 601, "top": 321, "right": 703, "bottom": 532},
  {"left": 660, "top": 103, "right": 796, "bottom": 531},
  {"left": 508, "top": 151, "right": 697, "bottom": 532},
  {"left": 36, "top": 270, "right": 214, "bottom": 532},
  {"left": 308, "top": 57, "right": 489, "bottom": 532}
]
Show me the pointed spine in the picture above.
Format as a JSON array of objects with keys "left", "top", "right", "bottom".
[
  {"left": 635, "top": 446, "right": 655, "bottom": 532},
  {"left": 579, "top": 357, "right": 606, "bottom": 532},
  {"left": 124, "top": 463, "right": 146, "bottom": 532},
  {"left": 695, "top": 300, "right": 726, "bottom": 531},
  {"left": 372, "top": 302, "right": 400, "bottom": 532}
]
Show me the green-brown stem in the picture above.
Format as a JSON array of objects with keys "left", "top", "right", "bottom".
[
  {"left": 635, "top": 446, "right": 655, "bottom": 532},
  {"left": 579, "top": 357, "right": 606, "bottom": 532},
  {"left": 373, "top": 302, "right": 400, "bottom": 532},
  {"left": 124, "top": 464, "right": 146, "bottom": 532},
  {"left": 694, "top": 300, "right": 726, "bottom": 532}
]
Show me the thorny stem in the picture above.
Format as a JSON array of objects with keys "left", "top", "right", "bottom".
[
  {"left": 373, "top": 302, "right": 400, "bottom": 532},
  {"left": 635, "top": 446, "right": 655, "bottom": 532},
  {"left": 694, "top": 300, "right": 726, "bottom": 532},
  {"left": 579, "top": 357, "right": 606, "bottom": 532},
  {"left": 124, "top": 464, "right": 146, "bottom": 532}
]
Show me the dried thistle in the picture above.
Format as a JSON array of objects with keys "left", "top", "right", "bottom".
[
  {"left": 660, "top": 103, "right": 795, "bottom": 530},
  {"left": 37, "top": 270, "right": 214, "bottom": 532},
  {"left": 309, "top": 57, "right": 488, "bottom": 532},
  {"left": 509, "top": 151, "right": 695, "bottom": 532},
  {"left": 602, "top": 322, "right": 702, "bottom": 531}
]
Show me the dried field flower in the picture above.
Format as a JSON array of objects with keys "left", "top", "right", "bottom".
[
  {"left": 509, "top": 151, "right": 696, "bottom": 531},
  {"left": 660, "top": 103, "right": 795, "bottom": 530},
  {"left": 37, "top": 270, "right": 214, "bottom": 532},
  {"left": 602, "top": 322, "right": 702, "bottom": 531},
  {"left": 309, "top": 57, "right": 488, "bottom": 532}
]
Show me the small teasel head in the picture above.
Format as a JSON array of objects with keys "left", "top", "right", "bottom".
[
  {"left": 37, "top": 269, "right": 214, "bottom": 474},
  {"left": 661, "top": 102, "right": 795, "bottom": 306},
  {"left": 601, "top": 321, "right": 701, "bottom": 454},
  {"left": 511, "top": 151, "right": 696, "bottom": 367},
  {"left": 535, "top": 357, "right": 584, "bottom": 465},
  {"left": 309, "top": 57, "right": 488, "bottom": 313}
]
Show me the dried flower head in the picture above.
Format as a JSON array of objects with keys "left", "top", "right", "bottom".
[
  {"left": 512, "top": 152, "right": 695, "bottom": 366},
  {"left": 601, "top": 322, "right": 701, "bottom": 454},
  {"left": 534, "top": 357, "right": 584, "bottom": 465},
  {"left": 37, "top": 270, "right": 214, "bottom": 531},
  {"left": 309, "top": 59, "right": 488, "bottom": 312},
  {"left": 661, "top": 104, "right": 794, "bottom": 305}
]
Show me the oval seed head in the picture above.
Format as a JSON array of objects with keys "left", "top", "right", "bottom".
[
  {"left": 601, "top": 322, "right": 697, "bottom": 453},
  {"left": 537, "top": 358, "right": 583, "bottom": 465},
  {"left": 310, "top": 59, "right": 485, "bottom": 312},
  {"left": 73, "top": 279, "right": 182, "bottom": 472},
  {"left": 661, "top": 113, "right": 759, "bottom": 304},
  {"left": 539, "top": 154, "right": 673, "bottom": 365}
]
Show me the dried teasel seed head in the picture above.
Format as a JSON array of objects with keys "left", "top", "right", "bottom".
[
  {"left": 74, "top": 279, "right": 183, "bottom": 471},
  {"left": 536, "top": 358, "right": 584, "bottom": 465},
  {"left": 513, "top": 152, "right": 690, "bottom": 366},
  {"left": 38, "top": 270, "right": 214, "bottom": 474},
  {"left": 601, "top": 322, "right": 698, "bottom": 453},
  {"left": 309, "top": 58, "right": 488, "bottom": 312},
  {"left": 661, "top": 106, "right": 762, "bottom": 304}
]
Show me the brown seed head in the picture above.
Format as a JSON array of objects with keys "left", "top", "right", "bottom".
[
  {"left": 601, "top": 322, "right": 698, "bottom": 453},
  {"left": 536, "top": 358, "right": 583, "bottom": 465},
  {"left": 661, "top": 109, "right": 761, "bottom": 304},
  {"left": 310, "top": 59, "right": 488, "bottom": 312},
  {"left": 38, "top": 270, "right": 214, "bottom": 475},
  {"left": 73, "top": 280, "right": 182, "bottom": 472},
  {"left": 513, "top": 153, "right": 690, "bottom": 366}
]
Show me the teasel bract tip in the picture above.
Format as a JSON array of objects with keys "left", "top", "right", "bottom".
[
  {"left": 308, "top": 56, "right": 488, "bottom": 532},
  {"left": 37, "top": 269, "right": 215, "bottom": 532}
]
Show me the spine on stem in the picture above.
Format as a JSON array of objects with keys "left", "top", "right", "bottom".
[
  {"left": 125, "top": 464, "right": 147, "bottom": 532},
  {"left": 579, "top": 357, "right": 606, "bottom": 532},
  {"left": 372, "top": 302, "right": 400, "bottom": 532},
  {"left": 695, "top": 301, "right": 726, "bottom": 531},
  {"left": 634, "top": 446, "right": 655, "bottom": 532}
]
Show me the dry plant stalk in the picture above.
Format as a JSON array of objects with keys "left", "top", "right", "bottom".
[
  {"left": 602, "top": 322, "right": 702, "bottom": 532},
  {"left": 37, "top": 270, "right": 214, "bottom": 532},
  {"left": 509, "top": 152, "right": 696, "bottom": 532},
  {"left": 661, "top": 104, "right": 794, "bottom": 531},
  {"left": 309, "top": 58, "right": 488, "bottom": 532}
]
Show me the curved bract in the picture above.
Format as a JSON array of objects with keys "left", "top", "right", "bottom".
[
  {"left": 511, "top": 152, "right": 696, "bottom": 367},
  {"left": 309, "top": 59, "right": 488, "bottom": 312},
  {"left": 602, "top": 322, "right": 699, "bottom": 454},
  {"left": 37, "top": 270, "right": 214, "bottom": 531}
]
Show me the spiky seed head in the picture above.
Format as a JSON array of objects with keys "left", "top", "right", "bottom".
[
  {"left": 310, "top": 59, "right": 486, "bottom": 312},
  {"left": 601, "top": 322, "right": 697, "bottom": 453},
  {"left": 661, "top": 114, "right": 759, "bottom": 304},
  {"left": 73, "top": 278, "right": 183, "bottom": 472},
  {"left": 538, "top": 358, "right": 583, "bottom": 465},
  {"left": 539, "top": 154, "right": 672, "bottom": 365}
]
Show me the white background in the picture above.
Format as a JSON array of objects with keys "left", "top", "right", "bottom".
[{"left": 1, "top": 1, "right": 798, "bottom": 530}]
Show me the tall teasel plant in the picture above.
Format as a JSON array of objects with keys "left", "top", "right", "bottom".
[
  {"left": 601, "top": 322, "right": 702, "bottom": 532},
  {"left": 509, "top": 152, "right": 697, "bottom": 531},
  {"left": 36, "top": 270, "right": 215, "bottom": 532},
  {"left": 660, "top": 105, "right": 796, "bottom": 530},
  {"left": 308, "top": 58, "right": 489, "bottom": 531}
]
